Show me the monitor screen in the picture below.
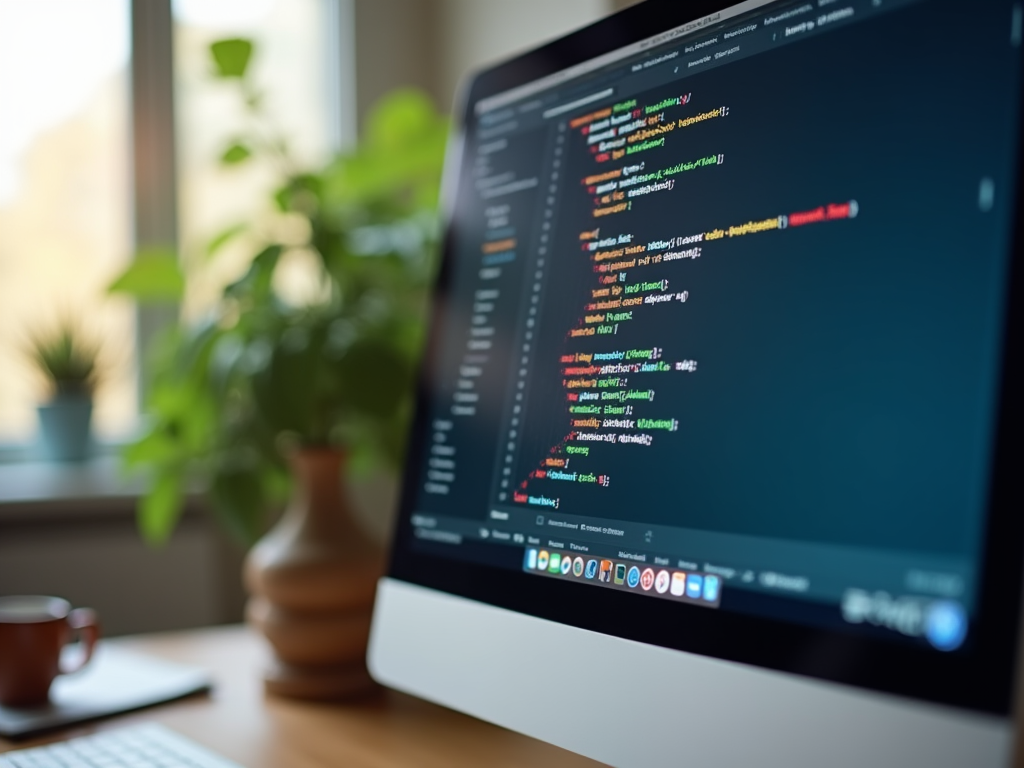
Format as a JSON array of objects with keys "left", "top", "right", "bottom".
[{"left": 390, "top": 0, "right": 1024, "bottom": 712}]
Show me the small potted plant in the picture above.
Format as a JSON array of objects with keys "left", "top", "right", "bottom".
[{"left": 27, "top": 321, "right": 101, "bottom": 462}]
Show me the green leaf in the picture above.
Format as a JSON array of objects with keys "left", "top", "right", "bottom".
[
  {"left": 252, "top": 319, "right": 329, "bottom": 436},
  {"left": 107, "top": 247, "right": 184, "bottom": 303},
  {"left": 322, "top": 90, "right": 448, "bottom": 209},
  {"left": 123, "top": 428, "right": 180, "bottom": 469},
  {"left": 364, "top": 89, "right": 437, "bottom": 151},
  {"left": 207, "top": 333, "right": 246, "bottom": 402},
  {"left": 208, "top": 463, "right": 270, "bottom": 545},
  {"left": 210, "top": 38, "right": 253, "bottom": 79},
  {"left": 224, "top": 244, "right": 282, "bottom": 303},
  {"left": 273, "top": 186, "right": 290, "bottom": 212},
  {"left": 273, "top": 174, "right": 322, "bottom": 215},
  {"left": 220, "top": 142, "right": 251, "bottom": 165},
  {"left": 205, "top": 222, "right": 247, "bottom": 258},
  {"left": 138, "top": 471, "right": 184, "bottom": 546},
  {"left": 338, "top": 339, "right": 411, "bottom": 418}
]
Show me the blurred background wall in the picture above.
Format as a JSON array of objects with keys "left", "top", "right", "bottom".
[{"left": 0, "top": 0, "right": 640, "bottom": 636}]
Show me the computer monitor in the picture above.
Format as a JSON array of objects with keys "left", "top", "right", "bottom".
[{"left": 368, "top": 0, "right": 1024, "bottom": 764}]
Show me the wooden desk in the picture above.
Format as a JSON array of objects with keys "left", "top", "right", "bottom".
[{"left": 0, "top": 625, "right": 605, "bottom": 767}]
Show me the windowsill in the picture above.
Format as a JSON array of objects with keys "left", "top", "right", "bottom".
[
  {"left": 0, "top": 456, "right": 153, "bottom": 524},
  {"left": 0, "top": 454, "right": 146, "bottom": 508},
  {"left": 0, "top": 438, "right": 125, "bottom": 464},
  {"left": 0, "top": 431, "right": 157, "bottom": 510},
  {"left": 1, "top": 457, "right": 206, "bottom": 532}
]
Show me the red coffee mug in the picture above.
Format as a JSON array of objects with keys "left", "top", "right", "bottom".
[{"left": 0, "top": 595, "right": 100, "bottom": 707}]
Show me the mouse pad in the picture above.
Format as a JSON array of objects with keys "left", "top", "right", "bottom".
[{"left": 0, "top": 644, "right": 211, "bottom": 738}]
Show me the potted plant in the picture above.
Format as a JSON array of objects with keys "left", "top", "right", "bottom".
[
  {"left": 109, "top": 38, "right": 447, "bottom": 698},
  {"left": 26, "top": 321, "right": 101, "bottom": 462}
]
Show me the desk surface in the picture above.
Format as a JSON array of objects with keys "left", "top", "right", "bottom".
[{"left": 0, "top": 625, "right": 604, "bottom": 767}]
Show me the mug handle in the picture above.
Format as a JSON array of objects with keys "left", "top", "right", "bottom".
[{"left": 60, "top": 607, "right": 100, "bottom": 674}]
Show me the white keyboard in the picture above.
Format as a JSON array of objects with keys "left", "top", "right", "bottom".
[{"left": 0, "top": 724, "right": 243, "bottom": 768}]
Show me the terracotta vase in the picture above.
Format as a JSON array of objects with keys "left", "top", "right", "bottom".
[{"left": 244, "top": 447, "right": 383, "bottom": 699}]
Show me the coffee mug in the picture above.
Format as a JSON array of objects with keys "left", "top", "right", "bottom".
[{"left": 0, "top": 595, "right": 100, "bottom": 707}]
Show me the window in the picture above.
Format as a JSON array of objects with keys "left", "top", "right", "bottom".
[
  {"left": 0, "top": 0, "right": 351, "bottom": 453},
  {"left": 0, "top": 0, "right": 135, "bottom": 444}
]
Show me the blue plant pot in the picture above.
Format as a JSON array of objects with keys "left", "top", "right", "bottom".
[{"left": 37, "top": 395, "right": 93, "bottom": 462}]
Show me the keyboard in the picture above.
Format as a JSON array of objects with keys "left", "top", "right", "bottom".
[{"left": 0, "top": 724, "right": 243, "bottom": 768}]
